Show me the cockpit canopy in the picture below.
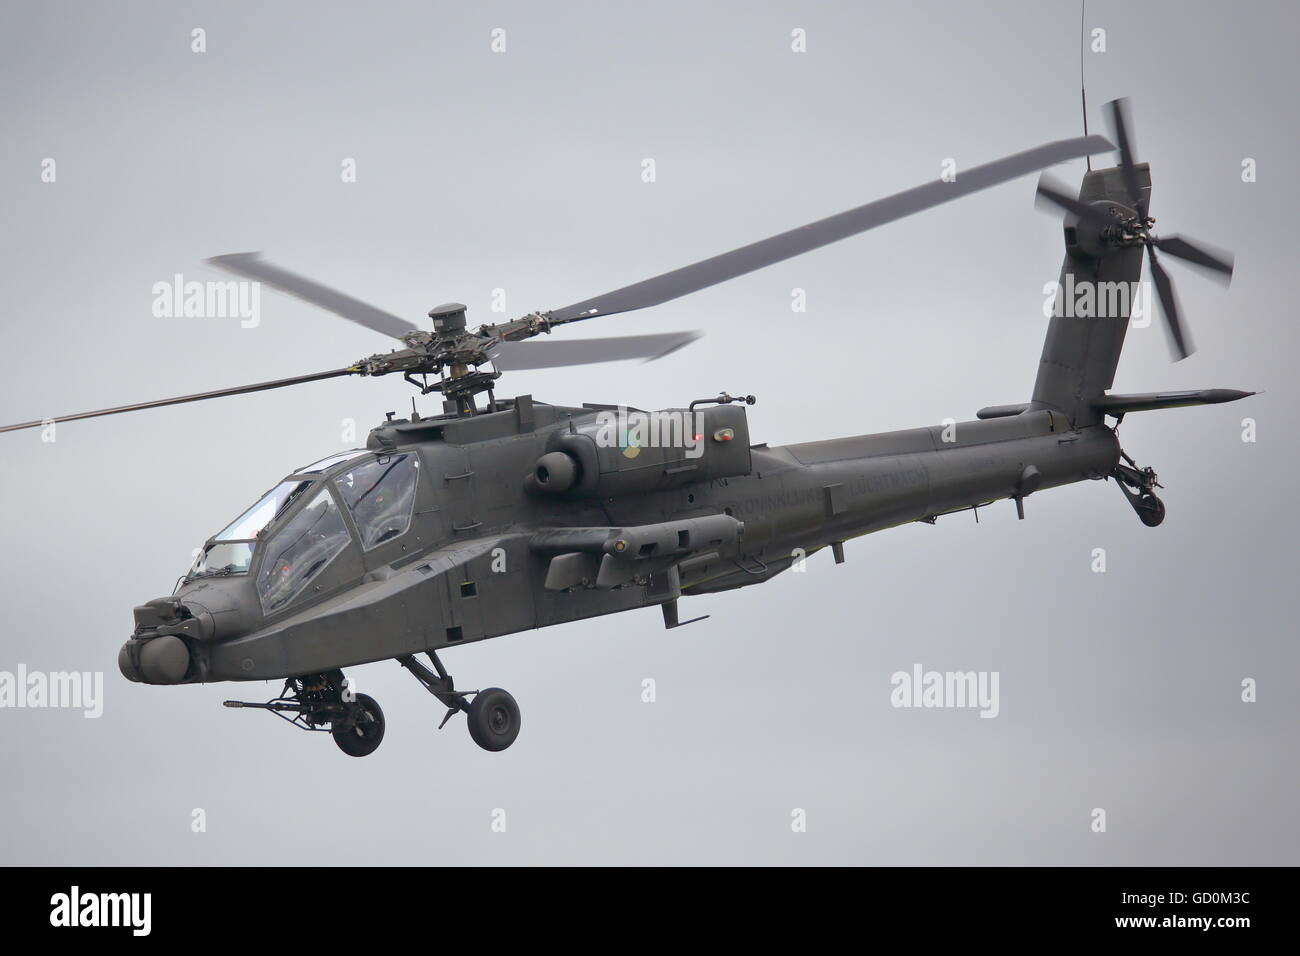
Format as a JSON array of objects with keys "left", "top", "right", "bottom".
[
  {"left": 187, "top": 449, "right": 422, "bottom": 614},
  {"left": 293, "top": 449, "right": 369, "bottom": 475}
]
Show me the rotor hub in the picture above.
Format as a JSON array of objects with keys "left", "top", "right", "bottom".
[{"left": 1103, "top": 214, "right": 1157, "bottom": 247}]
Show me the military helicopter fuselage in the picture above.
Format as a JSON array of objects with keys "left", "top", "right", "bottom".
[{"left": 118, "top": 396, "right": 1119, "bottom": 691}]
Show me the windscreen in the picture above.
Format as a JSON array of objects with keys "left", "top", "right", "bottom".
[
  {"left": 188, "top": 479, "right": 313, "bottom": 578},
  {"left": 216, "top": 480, "right": 313, "bottom": 541}
]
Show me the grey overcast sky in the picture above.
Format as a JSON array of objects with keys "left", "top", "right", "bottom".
[{"left": 0, "top": 0, "right": 1296, "bottom": 865}]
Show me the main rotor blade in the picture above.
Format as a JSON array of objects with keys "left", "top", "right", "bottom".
[
  {"left": 1105, "top": 98, "right": 1148, "bottom": 218},
  {"left": 1152, "top": 234, "right": 1235, "bottom": 283},
  {"left": 1035, "top": 173, "right": 1114, "bottom": 225},
  {"left": 207, "top": 253, "right": 419, "bottom": 341},
  {"left": 546, "top": 134, "right": 1114, "bottom": 324},
  {"left": 1146, "top": 245, "right": 1193, "bottom": 361},
  {"left": 489, "top": 331, "right": 702, "bottom": 371},
  {"left": 0, "top": 367, "right": 358, "bottom": 434}
]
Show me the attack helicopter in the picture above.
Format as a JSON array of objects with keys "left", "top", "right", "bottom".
[{"left": 1, "top": 99, "right": 1250, "bottom": 756}]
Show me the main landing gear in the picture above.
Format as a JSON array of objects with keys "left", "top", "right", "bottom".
[
  {"left": 1112, "top": 448, "right": 1166, "bottom": 527},
  {"left": 223, "top": 652, "right": 520, "bottom": 757},
  {"left": 397, "top": 652, "right": 521, "bottom": 753}
]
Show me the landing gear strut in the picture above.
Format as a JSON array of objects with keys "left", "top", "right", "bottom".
[
  {"left": 224, "top": 669, "right": 387, "bottom": 758},
  {"left": 398, "top": 651, "right": 521, "bottom": 752},
  {"left": 1112, "top": 449, "right": 1166, "bottom": 527}
]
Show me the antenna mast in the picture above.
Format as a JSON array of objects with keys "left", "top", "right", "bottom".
[{"left": 1080, "top": 0, "right": 1091, "bottom": 170}]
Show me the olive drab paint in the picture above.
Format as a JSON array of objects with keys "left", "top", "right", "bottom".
[{"left": 4, "top": 101, "right": 1252, "bottom": 755}]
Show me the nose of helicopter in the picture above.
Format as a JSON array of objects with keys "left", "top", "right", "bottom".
[
  {"left": 120, "top": 588, "right": 241, "bottom": 684},
  {"left": 119, "top": 635, "right": 191, "bottom": 684}
]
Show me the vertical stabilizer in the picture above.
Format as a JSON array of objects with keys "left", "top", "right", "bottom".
[{"left": 1030, "top": 164, "right": 1150, "bottom": 426}]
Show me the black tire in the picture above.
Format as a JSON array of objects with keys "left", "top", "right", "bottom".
[
  {"left": 467, "top": 687, "right": 521, "bottom": 752},
  {"left": 332, "top": 693, "right": 385, "bottom": 757},
  {"left": 1138, "top": 494, "right": 1166, "bottom": 527}
]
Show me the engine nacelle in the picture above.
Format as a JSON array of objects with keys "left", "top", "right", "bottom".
[
  {"left": 527, "top": 404, "right": 752, "bottom": 498},
  {"left": 529, "top": 451, "right": 580, "bottom": 493}
]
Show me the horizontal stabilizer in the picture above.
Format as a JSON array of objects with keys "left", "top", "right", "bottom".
[{"left": 1093, "top": 389, "right": 1255, "bottom": 416}]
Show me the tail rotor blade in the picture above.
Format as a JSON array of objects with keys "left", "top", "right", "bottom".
[
  {"left": 1105, "top": 97, "right": 1148, "bottom": 218},
  {"left": 1153, "top": 235, "right": 1235, "bottom": 283},
  {"left": 1035, "top": 173, "right": 1114, "bottom": 225},
  {"left": 1146, "top": 245, "right": 1194, "bottom": 361}
]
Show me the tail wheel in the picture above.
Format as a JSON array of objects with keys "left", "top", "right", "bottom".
[
  {"left": 1137, "top": 493, "right": 1166, "bottom": 527},
  {"left": 467, "top": 688, "right": 521, "bottom": 752},
  {"left": 332, "top": 693, "right": 386, "bottom": 757}
]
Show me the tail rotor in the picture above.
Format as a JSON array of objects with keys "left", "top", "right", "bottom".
[{"left": 1034, "top": 97, "right": 1235, "bottom": 361}]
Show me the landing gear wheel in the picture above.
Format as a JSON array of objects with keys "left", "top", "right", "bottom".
[
  {"left": 467, "top": 688, "right": 520, "bottom": 752},
  {"left": 1137, "top": 493, "right": 1166, "bottom": 527},
  {"left": 332, "top": 693, "right": 385, "bottom": 757}
]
